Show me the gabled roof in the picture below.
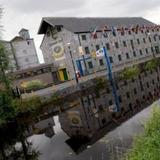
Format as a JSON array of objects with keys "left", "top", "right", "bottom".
[
  {"left": 10, "top": 36, "right": 24, "bottom": 42},
  {"left": 19, "top": 28, "right": 28, "bottom": 33},
  {"left": 38, "top": 17, "right": 155, "bottom": 34}
]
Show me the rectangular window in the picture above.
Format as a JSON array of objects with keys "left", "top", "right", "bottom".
[
  {"left": 154, "top": 36, "right": 156, "bottom": 41},
  {"left": 99, "top": 59, "right": 104, "bottom": 66},
  {"left": 96, "top": 45, "right": 100, "bottom": 50},
  {"left": 115, "top": 42, "right": 119, "bottom": 48},
  {"left": 151, "top": 47, "right": 154, "bottom": 53},
  {"left": 109, "top": 56, "right": 113, "bottom": 63},
  {"left": 84, "top": 46, "right": 90, "bottom": 54},
  {"left": 126, "top": 53, "right": 130, "bottom": 59},
  {"left": 118, "top": 54, "right": 122, "bottom": 61},
  {"left": 126, "top": 92, "right": 130, "bottom": 99},
  {"left": 143, "top": 38, "right": 146, "bottom": 43},
  {"left": 106, "top": 43, "right": 110, "bottom": 50},
  {"left": 149, "top": 37, "right": 152, "bottom": 43},
  {"left": 139, "top": 50, "right": 143, "bottom": 55},
  {"left": 82, "top": 35, "right": 86, "bottom": 40},
  {"left": 145, "top": 48, "right": 148, "bottom": 54},
  {"left": 155, "top": 46, "right": 159, "bottom": 54},
  {"left": 134, "top": 88, "right": 137, "bottom": 95},
  {"left": 133, "top": 51, "right": 136, "bottom": 57},
  {"left": 109, "top": 100, "right": 113, "bottom": 105},
  {"left": 88, "top": 61, "right": 93, "bottom": 69},
  {"left": 123, "top": 41, "right": 127, "bottom": 47},
  {"left": 118, "top": 96, "right": 122, "bottom": 103},
  {"left": 137, "top": 39, "right": 140, "bottom": 44}
]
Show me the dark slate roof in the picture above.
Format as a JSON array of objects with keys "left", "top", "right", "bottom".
[{"left": 38, "top": 17, "right": 155, "bottom": 34}]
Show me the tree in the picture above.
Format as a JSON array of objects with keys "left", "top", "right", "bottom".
[{"left": 0, "top": 42, "right": 11, "bottom": 93}]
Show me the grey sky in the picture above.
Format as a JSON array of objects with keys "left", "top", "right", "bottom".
[{"left": 0, "top": 0, "right": 160, "bottom": 63}]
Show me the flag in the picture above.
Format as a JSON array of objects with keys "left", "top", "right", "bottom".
[
  {"left": 90, "top": 26, "right": 97, "bottom": 38},
  {"left": 96, "top": 48, "right": 104, "bottom": 57},
  {"left": 111, "top": 26, "right": 117, "bottom": 36},
  {"left": 91, "top": 50, "right": 97, "bottom": 58},
  {"left": 102, "top": 25, "right": 108, "bottom": 38},
  {"left": 78, "top": 46, "right": 84, "bottom": 56}
]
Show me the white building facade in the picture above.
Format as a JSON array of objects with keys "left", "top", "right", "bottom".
[
  {"left": 3, "top": 29, "right": 39, "bottom": 71},
  {"left": 38, "top": 17, "right": 160, "bottom": 81}
]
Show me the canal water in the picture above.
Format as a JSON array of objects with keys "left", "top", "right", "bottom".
[{"left": 29, "top": 104, "right": 153, "bottom": 160}]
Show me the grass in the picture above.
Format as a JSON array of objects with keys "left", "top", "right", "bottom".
[{"left": 126, "top": 103, "right": 160, "bottom": 160}]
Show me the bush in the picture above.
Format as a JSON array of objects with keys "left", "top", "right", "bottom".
[
  {"left": 120, "top": 66, "right": 140, "bottom": 80},
  {"left": 21, "top": 80, "right": 45, "bottom": 91},
  {"left": 145, "top": 58, "right": 159, "bottom": 71}
]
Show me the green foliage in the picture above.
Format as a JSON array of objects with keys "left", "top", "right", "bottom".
[
  {"left": 0, "top": 91, "right": 15, "bottom": 125},
  {"left": 120, "top": 66, "right": 140, "bottom": 80},
  {"left": 94, "top": 77, "right": 107, "bottom": 97},
  {"left": 0, "top": 42, "right": 11, "bottom": 92},
  {"left": 21, "top": 80, "right": 45, "bottom": 91},
  {"left": 145, "top": 58, "right": 159, "bottom": 71},
  {"left": 12, "top": 96, "right": 42, "bottom": 114},
  {"left": 126, "top": 105, "right": 160, "bottom": 160}
]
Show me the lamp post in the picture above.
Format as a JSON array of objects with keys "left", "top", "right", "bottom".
[{"left": 102, "top": 46, "right": 120, "bottom": 112}]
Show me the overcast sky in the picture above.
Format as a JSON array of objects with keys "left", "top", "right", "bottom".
[{"left": 0, "top": 0, "right": 160, "bottom": 63}]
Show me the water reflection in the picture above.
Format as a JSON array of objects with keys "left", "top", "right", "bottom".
[{"left": 29, "top": 106, "right": 151, "bottom": 160}]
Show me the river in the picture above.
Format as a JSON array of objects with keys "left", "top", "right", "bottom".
[{"left": 29, "top": 103, "right": 154, "bottom": 160}]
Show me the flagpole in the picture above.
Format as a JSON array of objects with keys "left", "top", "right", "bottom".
[{"left": 103, "top": 46, "right": 120, "bottom": 112}]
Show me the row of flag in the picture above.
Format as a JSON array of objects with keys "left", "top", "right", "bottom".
[{"left": 89, "top": 24, "right": 160, "bottom": 38}]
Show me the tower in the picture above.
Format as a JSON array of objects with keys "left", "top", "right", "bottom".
[{"left": 19, "top": 28, "right": 30, "bottom": 40}]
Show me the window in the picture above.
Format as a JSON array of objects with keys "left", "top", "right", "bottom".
[
  {"left": 126, "top": 53, "right": 130, "bottom": 59},
  {"left": 151, "top": 47, "right": 154, "bottom": 53},
  {"left": 99, "top": 59, "right": 104, "bottom": 66},
  {"left": 128, "top": 30, "right": 131, "bottom": 35},
  {"left": 137, "top": 39, "right": 140, "bottom": 44},
  {"left": 96, "top": 45, "right": 100, "bottom": 50},
  {"left": 139, "top": 50, "right": 143, "bottom": 55},
  {"left": 145, "top": 48, "right": 148, "bottom": 54},
  {"left": 134, "top": 88, "right": 137, "bottom": 95},
  {"left": 149, "top": 37, "right": 152, "bottom": 42},
  {"left": 84, "top": 46, "right": 90, "bottom": 54},
  {"left": 82, "top": 35, "right": 86, "bottom": 40},
  {"left": 118, "top": 54, "right": 122, "bottom": 61},
  {"left": 106, "top": 43, "right": 110, "bottom": 50},
  {"left": 88, "top": 61, "right": 93, "bottom": 69},
  {"left": 118, "top": 96, "right": 122, "bottom": 103},
  {"left": 133, "top": 51, "right": 136, "bottom": 57},
  {"left": 146, "top": 82, "right": 150, "bottom": 88},
  {"left": 57, "top": 26, "right": 62, "bottom": 32},
  {"left": 123, "top": 41, "right": 127, "bottom": 47},
  {"left": 23, "top": 50, "right": 27, "bottom": 54},
  {"left": 130, "top": 40, "right": 133, "bottom": 45},
  {"left": 154, "top": 35, "right": 156, "bottom": 41},
  {"left": 27, "top": 41, "right": 30, "bottom": 45},
  {"left": 155, "top": 46, "right": 159, "bottom": 54},
  {"left": 115, "top": 42, "right": 119, "bottom": 48},
  {"left": 109, "top": 100, "right": 113, "bottom": 105},
  {"left": 109, "top": 56, "right": 113, "bottom": 63},
  {"left": 126, "top": 92, "right": 130, "bottom": 99},
  {"left": 143, "top": 38, "right": 146, "bottom": 43},
  {"left": 152, "top": 79, "right": 155, "bottom": 84},
  {"left": 25, "top": 58, "right": 29, "bottom": 62}
]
